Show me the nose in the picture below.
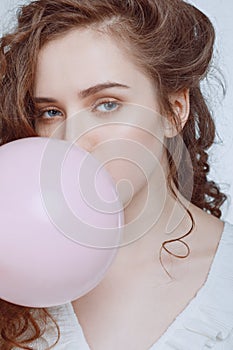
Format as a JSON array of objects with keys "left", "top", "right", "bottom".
[
  {"left": 75, "top": 134, "right": 96, "bottom": 153},
  {"left": 63, "top": 111, "right": 98, "bottom": 153}
]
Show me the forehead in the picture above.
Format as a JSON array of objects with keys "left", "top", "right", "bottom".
[
  {"left": 35, "top": 29, "right": 137, "bottom": 89},
  {"left": 34, "top": 28, "right": 159, "bottom": 112}
]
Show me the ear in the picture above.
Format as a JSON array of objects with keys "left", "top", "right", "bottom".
[{"left": 163, "top": 89, "right": 190, "bottom": 138}]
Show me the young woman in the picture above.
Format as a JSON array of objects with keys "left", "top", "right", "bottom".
[{"left": 0, "top": 0, "right": 232, "bottom": 349}]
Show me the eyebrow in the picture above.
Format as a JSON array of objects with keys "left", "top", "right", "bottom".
[{"left": 34, "top": 82, "right": 130, "bottom": 103}]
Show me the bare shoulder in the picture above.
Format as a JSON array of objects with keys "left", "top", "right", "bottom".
[
  {"left": 190, "top": 202, "right": 224, "bottom": 232},
  {"left": 188, "top": 202, "right": 225, "bottom": 256}
]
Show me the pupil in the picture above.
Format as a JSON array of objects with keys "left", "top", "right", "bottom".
[
  {"left": 105, "top": 102, "right": 115, "bottom": 110},
  {"left": 49, "top": 110, "right": 57, "bottom": 116}
]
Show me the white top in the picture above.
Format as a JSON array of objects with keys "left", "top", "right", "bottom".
[{"left": 15, "top": 221, "right": 233, "bottom": 349}]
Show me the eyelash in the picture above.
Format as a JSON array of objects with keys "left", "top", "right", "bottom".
[
  {"left": 35, "top": 98, "right": 122, "bottom": 123},
  {"left": 35, "top": 107, "right": 64, "bottom": 123},
  {"left": 91, "top": 99, "right": 122, "bottom": 116}
]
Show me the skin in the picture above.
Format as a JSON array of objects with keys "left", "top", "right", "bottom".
[{"left": 34, "top": 29, "right": 224, "bottom": 350}]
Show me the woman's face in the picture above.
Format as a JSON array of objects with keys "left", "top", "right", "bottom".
[{"left": 34, "top": 29, "right": 168, "bottom": 205}]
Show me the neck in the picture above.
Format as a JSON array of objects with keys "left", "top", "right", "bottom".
[{"left": 113, "top": 159, "right": 193, "bottom": 273}]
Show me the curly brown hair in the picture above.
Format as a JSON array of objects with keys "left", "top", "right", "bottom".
[{"left": 0, "top": 0, "right": 226, "bottom": 348}]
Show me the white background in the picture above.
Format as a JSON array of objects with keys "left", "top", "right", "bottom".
[{"left": 0, "top": 0, "right": 232, "bottom": 223}]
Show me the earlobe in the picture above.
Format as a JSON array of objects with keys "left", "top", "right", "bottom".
[{"left": 163, "top": 89, "right": 190, "bottom": 138}]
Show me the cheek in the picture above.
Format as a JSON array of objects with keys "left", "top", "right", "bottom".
[
  {"left": 37, "top": 120, "right": 166, "bottom": 205},
  {"left": 104, "top": 159, "right": 146, "bottom": 205},
  {"left": 88, "top": 126, "right": 165, "bottom": 203},
  {"left": 35, "top": 119, "right": 66, "bottom": 139}
]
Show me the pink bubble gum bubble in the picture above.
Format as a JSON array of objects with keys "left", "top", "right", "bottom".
[{"left": 0, "top": 137, "right": 123, "bottom": 307}]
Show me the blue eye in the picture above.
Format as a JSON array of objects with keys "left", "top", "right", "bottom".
[
  {"left": 94, "top": 101, "right": 119, "bottom": 113},
  {"left": 36, "top": 108, "right": 63, "bottom": 120},
  {"left": 43, "top": 109, "right": 63, "bottom": 118}
]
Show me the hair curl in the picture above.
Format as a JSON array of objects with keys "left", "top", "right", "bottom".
[{"left": 0, "top": 0, "right": 226, "bottom": 348}]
